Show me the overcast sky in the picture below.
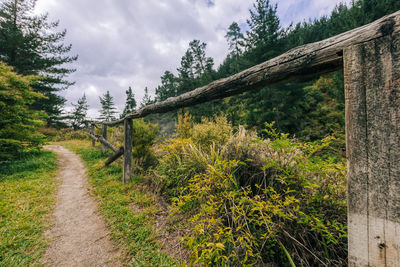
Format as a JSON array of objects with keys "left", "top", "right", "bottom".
[{"left": 34, "top": 0, "right": 349, "bottom": 119}]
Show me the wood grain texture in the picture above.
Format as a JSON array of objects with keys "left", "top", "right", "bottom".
[
  {"left": 87, "top": 132, "right": 117, "bottom": 153},
  {"left": 97, "top": 135, "right": 117, "bottom": 153},
  {"left": 345, "top": 34, "right": 400, "bottom": 267},
  {"left": 123, "top": 119, "right": 133, "bottom": 183},
  {"left": 90, "top": 125, "right": 96, "bottom": 147},
  {"left": 104, "top": 147, "right": 124, "bottom": 166},
  {"left": 102, "top": 10, "right": 400, "bottom": 126},
  {"left": 101, "top": 125, "right": 107, "bottom": 153},
  {"left": 344, "top": 43, "right": 369, "bottom": 267}
]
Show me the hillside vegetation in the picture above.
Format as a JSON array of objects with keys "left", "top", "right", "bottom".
[
  {"left": 1, "top": 0, "right": 399, "bottom": 266},
  {"left": 87, "top": 114, "right": 346, "bottom": 266}
]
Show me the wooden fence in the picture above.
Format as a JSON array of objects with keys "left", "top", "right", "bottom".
[{"left": 87, "top": 10, "right": 400, "bottom": 266}]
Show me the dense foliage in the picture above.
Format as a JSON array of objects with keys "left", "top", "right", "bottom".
[
  {"left": 0, "top": 62, "right": 46, "bottom": 159},
  {"left": 146, "top": 0, "right": 400, "bottom": 142},
  {"left": 135, "top": 114, "right": 347, "bottom": 265},
  {"left": 0, "top": 0, "right": 77, "bottom": 126}
]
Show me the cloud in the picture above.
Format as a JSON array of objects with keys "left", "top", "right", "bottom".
[{"left": 34, "top": 0, "right": 348, "bottom": 119}]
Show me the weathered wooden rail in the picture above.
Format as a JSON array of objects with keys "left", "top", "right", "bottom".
[{"left": 87, "top": 10, "right": 400, "bottom": 266}]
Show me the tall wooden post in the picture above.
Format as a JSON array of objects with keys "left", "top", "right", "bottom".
[
  {"left": 123, "top": 119, "right": 133, "bottom": 183},
  {"left": 344, "top": 34, "right": 400, "bottom": 266},
  {"left": 90, "top": 124, "right": 95, "bottom": 147},
  {"left": 101, "top": 124, "right": 107, "bottom": 153}
]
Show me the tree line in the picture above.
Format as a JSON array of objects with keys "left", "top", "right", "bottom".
[
  {"left": 145, "top": 0, "right": 400, "bottom": 141},
  {"left": 1, "top": 0, "right": 400, "bottom": 159},
  {"left": 72, "top": 0, "right": 400, "bottom": 137},
  {"left": 0, "top": 0, "right": 76, "bottom": 159}
]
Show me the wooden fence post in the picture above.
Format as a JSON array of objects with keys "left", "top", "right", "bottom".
[
  {"left": 123, "top": 118, "right": 133, "bottom": 183},
  {"left": 344, "top": 34, "right": 400, "bottom": 266},
  {"left": 90, "top": 124, "right": 95, "bottom": 147},
  {"left": 101, "top": 124, "right": 107, "bottom": 153}
]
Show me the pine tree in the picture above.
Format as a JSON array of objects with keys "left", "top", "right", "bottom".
[
  {"left": 98, "top": 91, "right": 117, "bottom": 121},
  {"left": 0, "top": 0, "right": 77, "bottom": 126},
  {"left": 155, "top": 71, "right": 178, "bottom": 102},
  {"left": 176, "top": 40, "right": 214, "bottom": 95},
  {"left": 189, "top": 40, "right": 214, "bottom": 79},
  {"left": 140, "top": 87, "right": 153, "bottom": 108},
  {"left": 0, "top": 62, "right": 46, "bottom": 159},
  {"left": 177, "top": 49, "right": 195, "bottom": 95},
  {"left": 246, "top": 0, "right": 281, "bottom": 62},
  {"left": 70, "top": 94, "right": 88, "bottom": 130},
  {"left": 121, "top": 86, "right": 137, "bottom": 118},
  {"left": 225, "top": 22, "right": 245, "bottom": 73}
]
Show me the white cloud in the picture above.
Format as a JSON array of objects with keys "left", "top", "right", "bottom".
[{"left": 35, "top": 0, "right": 348, "bottom": 118}]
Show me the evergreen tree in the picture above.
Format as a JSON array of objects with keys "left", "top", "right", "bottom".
[
  {"left": 176, "top": 40, "right": 214, "bottom": 95},
  {"left": 149, "top": 0, "right": 400, "bottom": 139},
  {"left": 121, "top": 86, "right": 137, "bottom": 118},
  {"left": 0, "top": 0, "right": 77, "bottom": 126},
  {"left": 189, "top": 40, "right": 214, "bottom": 79},
  {"left": 246, "top": 0, "right": 281, "bottom": 62},
  {"left": 70, "top": 93, "right": 88, "bottom": 130},
  {"left": 140, "top": 87, "right": 153, "bottom": 108},
  {"left": 225, "top": 22, "right": 245, "bottom": 73},
  {"left": 155, "top": 71, "right": 178, "bottom": 101},
  {"left": 0, "top": 62, "right": 46, "bottom": 159},
  {"left": 177, "top": 49, "right": 195, "bottom": 95},
  {"left": 98, "top": 91, "right": 117, "bottom": 121}
]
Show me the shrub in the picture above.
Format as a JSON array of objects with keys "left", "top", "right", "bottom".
[
  {"left": 38, "top": 127, "right": 58, "bottom": 138},
  {"left": 52, "top": 128, "right": 88, "bottom": 141},
  {"left": 163, "top": 122, "right": 347, "bottom": 266},
  {"left": 152, "top": 138, "right": 206, "bottom": 196},
  {"left": 152, "top": 113, "right": 232, "bottom": 197},
  {"left": 132, "top": 119, "right": 158, "bottom": 169},
  {"left": 190, "top": 115, "right": 232, "bottom": 150},
  {"left": 175, "top": 112, "right": 232, "bottom": 150},
  {"left": 107, "top": 119, "right": 158, "bottom": 171},
  {"left": 0, "top": 62, "right": 46, "bottom": 160},
  {"left": 175, "top": 112, "right": 193, "bottom": 139}
]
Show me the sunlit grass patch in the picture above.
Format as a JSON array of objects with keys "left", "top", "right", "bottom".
[{"left": 0, "top": 150, "right": 58, "bottom": 266}]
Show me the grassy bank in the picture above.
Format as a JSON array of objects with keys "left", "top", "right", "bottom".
[
  {"left": 0, "top": 150, "right": 58, "bottom": 266},
  {"left": 60, "top": 140, "right": 178, "bottom": 266},
  {"left": 58, "top": 114, "right": 347, "bottom": 266}
]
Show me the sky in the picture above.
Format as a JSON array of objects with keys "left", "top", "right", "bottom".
[{"left": 34, "top": 0, "right": 350, "bottom": 119}]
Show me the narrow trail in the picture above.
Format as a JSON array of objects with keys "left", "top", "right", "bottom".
[{"left": 43, "top": 145, "right": 121, "bottom": 267}]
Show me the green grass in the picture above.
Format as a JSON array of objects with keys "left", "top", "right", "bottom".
[
  {"left": 61, "top": 140, "right": 178, "bottom": 267},
  {"left": 0, "top": 150, "right": 58, "bottom": 266}
]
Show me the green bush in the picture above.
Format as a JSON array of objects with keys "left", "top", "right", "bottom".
[
  {"left": 152, "top": 113, "right": 232, "bottom": 196},
  {"left": 0, "top": 62, "right": 46, "bottom": 160},
  {"left": 151, "top": 118, "right": 347, "bottom": 266},
  {"left": 52, "top": 128, "right": 88, "bottom": 141},
  {"left": 190, "top": 115, "right": 232, "bottom": 150},
  {"left": 132, "top": 119, "right": 158, "bottom": 169},
  {"left": 107, "top": 119, "right": 158, "bottom": 171},
  {"left": 152, "top": 138, "right": 206, "bottom": 196},
  {"left": 175, "top": 112, "right": 232, "bottom": 150}
]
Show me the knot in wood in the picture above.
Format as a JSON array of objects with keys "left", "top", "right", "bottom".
[{"left": 379, "top": 18, "right": 395, "bottom": 36}]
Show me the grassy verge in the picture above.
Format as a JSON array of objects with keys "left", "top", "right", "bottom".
[
  {"left": 59, "top": 140, "right": 178, "bottom": 267},
  {"left": 0, "top": 150, "right": 58, "bottom": 266}
]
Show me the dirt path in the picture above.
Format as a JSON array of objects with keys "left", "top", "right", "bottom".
[{"left": 43, "top": 145, "right": 121, "bottom": 267}]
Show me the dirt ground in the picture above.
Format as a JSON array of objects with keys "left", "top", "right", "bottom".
[{"left": 42, "top": 145, "right": 121, "bottom": 267}]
